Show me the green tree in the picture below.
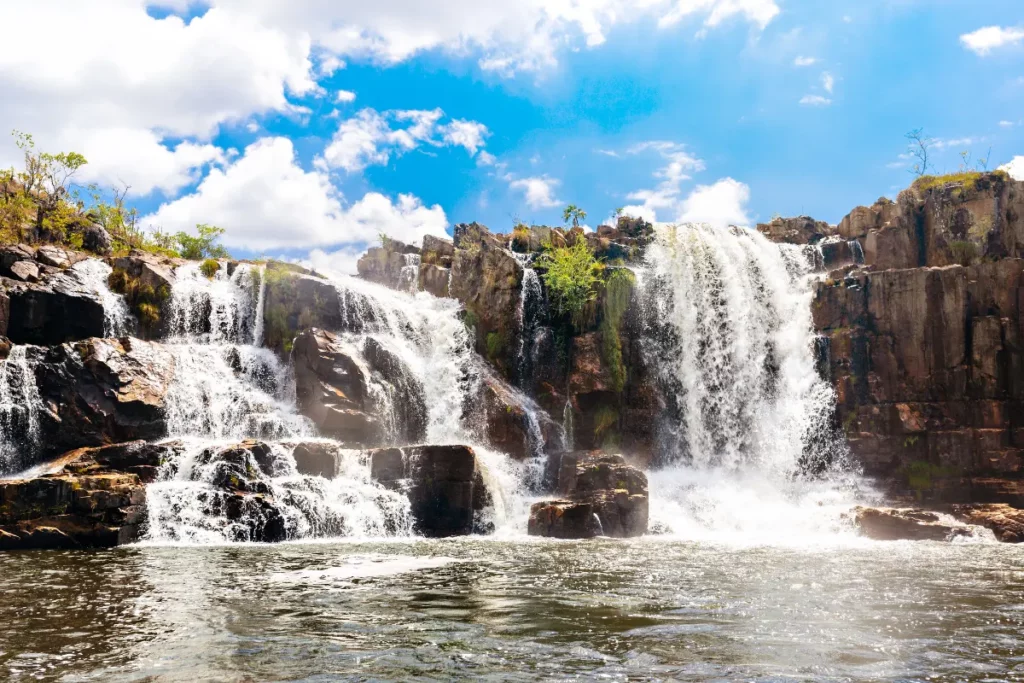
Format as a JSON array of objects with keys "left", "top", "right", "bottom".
[
  {"left": 562, "top": 204, "right": 587, "bottom": 229},
  {"left": 536, "top": 239, "right": 602, "bottom": 327},
  {"left": 175, "top": 223, "right": 230, "bottom": 259},
  {"left": 11, "top": 131, "right": 88, "bottom": 238}
]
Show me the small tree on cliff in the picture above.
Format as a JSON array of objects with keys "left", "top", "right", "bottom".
[
  {"left": 905, "top": 128, "right": 933, "bottom": 177},
  {"left": 563, "top": 204, "right": 587, "bottom": 229},
  {"left": 175, "top": 223, "right": 230, "bottom": 259}
]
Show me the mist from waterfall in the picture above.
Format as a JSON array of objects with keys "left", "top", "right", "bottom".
[{"left": 640, "top": 223, "right": 868, "bottom": 543}]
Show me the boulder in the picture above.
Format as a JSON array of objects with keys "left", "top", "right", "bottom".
[
  {"left": 82, "top": 223, "right": 112, "bottom": 255},
  {"left": 851, "top": 507, "right": 974, "bottom": 541},
  {"left": 368, "top": 444, "right": 490, "bottom": 537},
  {"left": 110, "top": 250, "right": 178, "bottom": 294},
  {"left": 291, "top": 441, "right": 344, "bottom": 479},
  {"left": 950, "top": 504, "right": 1024, "bottom": 543},
  {"left": 529, "top": 452, "right": 648, "bottom": 539},
  {"left": 418, "top": 263, "right": 450, "bottom": 298},
  {"left": 35, "top": 245, "right": 74, "bottom": 269},
  {"left": 474, "top": 374, "right": 562, "bottom": 461},
  {"left": 0, "top": 245, "right": 36, "bottom": 276},
  {"left": 293, "top": 328, "right": 379, "bottom": 444},
  {"left": 422, "top": 235, "right": 455, "bottom": 267},
  {"left": 362, "top": 337, "right": 427, "bottom": 443},
  {"left": 33, "top": 337, "right": 175, "bottom": 457}
]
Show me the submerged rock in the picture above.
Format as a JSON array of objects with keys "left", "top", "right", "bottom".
[
  {"left": 852, "top": 506, "right": 975, "bottom": 541},
  {"left": 529, "top": 452, "right": 648, "bottom": 539},
  {"left": 368, "top": 444, "right": 491, "bottom": 537}
]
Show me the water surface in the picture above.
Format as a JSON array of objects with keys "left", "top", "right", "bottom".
[{"left": 1, "top": 539, "right": 1021, "bottom": 682}]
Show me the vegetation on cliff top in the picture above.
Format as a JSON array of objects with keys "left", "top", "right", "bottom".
[
  {"left": 0, "top": 131, "right": 229, "bottom": 260},
  {"left": 535, "top": 238, "right": 602, "bottom": 328}
]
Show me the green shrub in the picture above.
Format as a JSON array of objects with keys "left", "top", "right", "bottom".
[
  {"left": 948, "top": 240, "right": 979, "bottom": 266},
  {"left": 536, "top": 238, "right": 602, "bottom": 328},
  {"left": 200, "top": 258, "right": 220, "bottom": 278},
  {"left": 912, "top": 170, "right": 1008, "bottom": 194},
  {"left": 175, "top": 223, "right": 229, "bottom": 260}
]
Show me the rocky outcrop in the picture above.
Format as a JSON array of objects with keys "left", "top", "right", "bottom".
[
  {"left": 0, "top": 440, "right": 175, "bottom": 550},
  {"left": 260, "top": 265, "right": 343, "bottom": 352},
  {"left": 356, "top": 239, "right": 421, "bottom": 291},
  {"left": 33, "top": 337, "right": 175, "bottom": 458},
  {"left": 814, "top": 260, "right": 1024, "bottom": 502},
  {"left": 950, "top": 504, "right": 1024, "bottom": 543},
  {"left": 757, "top": 216, "right": 836, "bottom": 245},
  {"left": 851, "top": 506, "right": 975, "bottom": 541},
  {"left": 3, "top": 258, "right": 108, "bottom": 345},
  {"left": 368, "top": 444, "right": 491, "bottom": 537},
  {"left": 450, "top": 223, "right": 524, "bottom": 372},
  {"left": 292, "top": 328, "right": 425, "bottom": 445},
  {"left": 473, "top": 373, "right": 563, "bottom": 461},
  {"left": 290, "top": 441, "right": 345, "bottom": 479},
  {"left": 528, "top": 452, "right": 648, "bottom": 539}
]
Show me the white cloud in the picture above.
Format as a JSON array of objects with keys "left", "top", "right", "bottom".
[
  {"left": 960, "top": 26, "right": 1024, "bottom": 56},
  {"left": 799, "top": 94, "right": 832, "bottom": 106},
  {"left": 0, "top": 2, "right": 317, "bottom": 196},
  {"left": 142, "top": 137, "right": 448, "bottom": 252},
  {"left": 676, "top": 178, "right": 751, "bottom": 226},
  {"left": 622, "top": 141, "right": 706, "bottom": 219},
  {"left": 246, "top": 122, "right": 260, "bottom": 133},
  {"left": 1001, "top": 156, "right": 1024, "bottom": 181},
  {"left": 658, "top": 0, "right": 779, "bottom": 31},
  {"left": 933, "top": 137, "right": 979, "bottom": 150},
  {"left": 319, "top": 107, "right": 489, "bottom": 172},
  {"left": 335, "top": 89, "right": 357, "bottom": 103},
  {"left": 509, "top": 176, "right": 562, "bottom": 209},
  {"left": 1000, "top": 120, "right": 1014, "bottom": 128},
  {"left": 441, "top": 119, "right": 490, "bottom": 155},
  {"left": 822, "top": 71, "right": 835, "bottom": 93},
  {"left": 794, "top": 56, "right": 817, "bottom": 66},
  {"left": 476, "top": 151, "right": 497, "bottom": 166}
]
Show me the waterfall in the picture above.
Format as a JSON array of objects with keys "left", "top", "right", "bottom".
[
  {"left": 397, "top": 253, "right": 421, "bottom": 293},
  {"left": 0, "top": 346, "right": 42, "bottom": 473},
  {"left": 56, "top": 259, "right": 133, "bottom": 336},
  {"left": 515, "top": 267, "right": 545, "bottom": 388},
  {"left": 641, "top": 223, "right": 861, "bottom": 542},
  {"left": 146, "top": 263, "right": 531, "bottom": 542}
]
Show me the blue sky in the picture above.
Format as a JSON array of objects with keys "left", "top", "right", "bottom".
[{"left": 1, "top": 0, "right": 1022, "bottom": 270}]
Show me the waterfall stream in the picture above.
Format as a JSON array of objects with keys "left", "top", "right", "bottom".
[{"left": 641, "top": 223, "right": 865, "bottom": 542}]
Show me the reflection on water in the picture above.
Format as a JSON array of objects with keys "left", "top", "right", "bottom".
[{"left": 0, "top": 540, "right": 1022, "bottom": 682}]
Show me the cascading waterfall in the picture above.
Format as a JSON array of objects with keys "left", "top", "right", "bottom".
[
  {"left": 0, "top": 346, "right": 42, "bottom": 473},
  {"left": 63, "top": 259, "right": 133, "bottom": 337},
  {"left": 515, "top": 267, "right": 545, "bottom": 389},
  {"left": 641, "top": 223, "right": 864, "bottom": 542},
  {"left": 146, "top": 261, "right": 530, "bottom": 542}
]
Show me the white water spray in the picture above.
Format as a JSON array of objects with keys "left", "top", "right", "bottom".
[{"left": 641, "top": 223, "right": 863, "bottom": 542}]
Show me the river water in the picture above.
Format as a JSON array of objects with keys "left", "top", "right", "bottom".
[{"left": 0, "top": 538, "right": 1022, "bottom": 682}]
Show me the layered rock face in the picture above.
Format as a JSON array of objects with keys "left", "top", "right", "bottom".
[
  {"left": 756, "top": 173, "right": 1024, "bottom": 506},
  {"left": 0, "top": 441, "right": 175, "bottom": 550},
  {"left": 528, "top": 452, "right": 649, "bottom": 539}
]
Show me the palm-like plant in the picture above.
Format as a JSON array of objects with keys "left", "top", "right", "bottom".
[{"left": 563, "top": 204, "right": 587, "bottom": 229}]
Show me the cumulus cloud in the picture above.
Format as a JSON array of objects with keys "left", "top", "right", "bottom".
[
  {"left": 0, "top": 1, "right": 316, "bottom": 195},
  {"left": 616, "top": 141, "right": 705, "bottom": 220},
  {"left": 1001, "top": 156, "right": 1024, "bottom": 181},
  {"left": 676, "top": 178, "right": 751, "bottom": 226},
  {"left": 960, "top": 26, "right": 1024, "bottom": 56},
  {"left": 822, "top": 71, "right": 835, "bottom": 93},
  {"left": 794, "top": 56, "right": 817, "bottom": 66},
  {"left": 142, "top": 137, "right": 448, "bottom": 252},
  {"left": 319, "top": 108, "right": 489, "bottom": 172},
  {"left": 335, "top": 89, "right": 357, "bottom": 103},
  {"left": 509, "top": 176, "right": 562, "bottom": 209}
]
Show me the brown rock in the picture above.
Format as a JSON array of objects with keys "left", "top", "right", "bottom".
[
  {"left": 950, "top": 503, "right": 1024, "bottom": 542},
  {"left": 418, "top": 263, "right": 450, "bottom": 298},
  {"left": 852, "top": 507, "right": 973, "bottom": 541},
  {"left": 8, "top": 260, "right": 39, "bottom": 282},
  {"left": 291, "top": 442, "right": 344, "bottom": 479},
  {"left": 756, "top": 216, "right": 836, "bottom": 245}
]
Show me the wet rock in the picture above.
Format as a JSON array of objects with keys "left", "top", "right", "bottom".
[
  {"left": 196, "top": 441, "right": 275, "bottom": 494},
  {"left": 368, "top": 444, "right": 490, "bottom": 537},
  {"left": 291, "top": 442, "right": 344, "bottom": 479},
  {"left": 34, "top": 337, "right": 175, "bottom": 456},
  {"left": 362, "top": 337, "right": 427, "bottom": 443},
  {"left": 260, "top": 269, "right": 345, "bottom": 351},
  {"left": 224, "top": 493, "right": 288, "bottom": 543},
  {"left": 475, "top": 373, "right": 562, "bottom": 461},
  {"left": 418, "top": 263, "right": 450, "bottom": 298},
  {"left": 950, "top": 504, "right": 1024, "bottom": 543},
  {"left": 0, "top": 469, "right": 148, "bottom": 551},
  {"left": 0, "top": 245, "right": 36, "bottom": 275},
  {"left": 530, "top": 452, "right": 648, "bottom": 539},
  {"left": 4, "top": 267, "right": 108, "bottom": 345},
  {"left": 110, "top": 250, "right": 178, "bottom": 294},
  {"left": 852, "top": 507, "right": 974, "bottom": 541}
]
